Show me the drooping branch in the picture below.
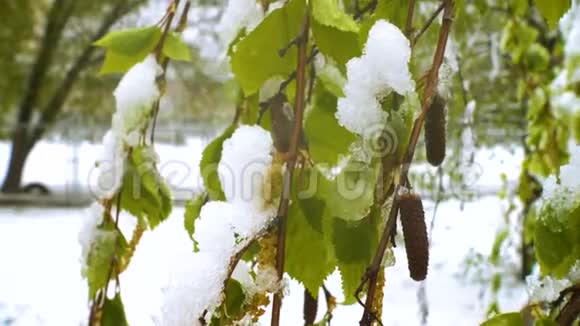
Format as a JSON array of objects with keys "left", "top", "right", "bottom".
[
  {"left": 359, "top": 1, "right": 455, "bottom": 325},
  {"left": 270, "top": 10, "right": 310, "bottom": 326}
]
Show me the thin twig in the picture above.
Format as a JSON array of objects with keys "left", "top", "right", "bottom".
[
  {"left": 257, "top": 48, "right": 318, "bottom": 124},
  {"left": 151, "top": 0, "right": 188, "bottom": 144},
  {"left": 271, "top": 11, "right": 310, "bottom": 326},
  {"left": 413, "top": 2, "right": 445, "bottom": 46},
  {"left": 359, "top": 1, "right": 455, "bottom": 325},
  {"left": 405, "top": 0, "right": 417, "bottom": 38},
  {"left": 354, "top": 0, "right": 378, "bottom": 20}
]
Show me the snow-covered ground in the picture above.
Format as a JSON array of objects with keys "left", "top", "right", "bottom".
[{"left": 0, "top": 141, "right": 529, "bottom": 325}]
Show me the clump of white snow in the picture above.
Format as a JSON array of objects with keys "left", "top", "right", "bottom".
[
  {"left": 161, "top": 200, "right": 274, "bottom": 324},
  {"left": 194, "top": 201, "right": 271, "bottom": 256},
  {"left": 526, "top": 274, "right": 571, "bottom": 303},
  {"left": 336, "top": 20, "right": 414, "bottom": 137},
  {"left": 161, "top": 252, "right": 229, "bottom": 326},
  {"left": 162, "top": 125, "right": 278, "bottom": 324},
  {"left": 541, "top": 145, "right": 580, "bottom": 209},
  {"left": 255, "top": 265, "right": 282, "bottom": 294},
  {"left": 218, "top": 125, "right": 275, "bottom": 212},
  {"left": 218, "top": 0, "right": 264, "bottom": 47},
  {"left": 78, "top": 202, "right": 105, "bottom": 270},
  {"left": 112, "top": 55, "right": 162, "bottom": 145},
  {"left": 562, "top": 3, "right": 580, "bottom": 59},
  {"left": 94, "top": 55, "right": 163, "bottom": 199}
]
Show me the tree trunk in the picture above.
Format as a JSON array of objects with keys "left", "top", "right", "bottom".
[{"left": 1, "top": 128, "right": 33, "bottom": 193}]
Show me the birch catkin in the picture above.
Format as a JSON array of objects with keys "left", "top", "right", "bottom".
[
  {"left": 399, "top": 192, "right": 429, "bottom": 281},
  {"left": 424, "top": 93, "right": 447, "bottom": 166}
]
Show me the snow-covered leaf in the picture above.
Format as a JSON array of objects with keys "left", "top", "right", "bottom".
[
  {"left": 84, "top": 227, "right": 126, "bottom": 299},
  {"left": 534, "top": 201, "right": 580, "bottom": 277},
  {"left": 120, "top": 146, "right": 173, "bottom": 229}
]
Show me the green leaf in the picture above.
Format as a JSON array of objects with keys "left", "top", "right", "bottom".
[
  {"left": 524, "top": 43, "right": 550, "bottom": 72},
  {"left": 163, "top": 32, "right": 192, "bottom": 62},
  {"left": 224, "top": 279, "right": 246, "bottom": 320},
  {"left": 298, "top": 196, "right": 326, "bottom": 233},
  {"left": 94, "top": 26, "right": 162, "bottom": 74},
  {"left": 185, "top": 193, "right": 205, "bottom": 251},
  {"left": 304, "top": 85, "right": 355, "bottom": 166},
  {"left": 534, "top": 0, "right": 571, "bottom": 28},
  {"left": 84, "top": 228, "right": 123, "bottom": 299},
  {"left": 231, "top": 0, "right": 306, "bottom": 95},
  {"left": 311, "top": 0, "right": 361, "bottom": 66},
  {"left": 285, "top": 173, "right": 336, "bottom": 295},
  {"left": 388, "top": 91, "right": 418, "bottom": 162},
  {"left": 332, "top": 212, "right": 379, "bottom": 303},
  {"left": 120, "top": 146, "right": 173, "bottom": 229},
  {"left": 321, "top": 160, "right": 379, "bottom": 222},
  {"left": 99, "top": 51, "right": 144, "bottom": 75},
  {"left": 102, "top": 293, "right": 129, "bottom": 326},
  {"left": 311, "top": 0, "right": 359, "bottom": 32},
  {"left": 200, "top": 124, "right": 236, "bottom": 200},
  {"left": 534, "top": 200, "right": 580, "bottom": 278},
  {"left": 480, "top": 312, "right": 524, "bottom": 326}
]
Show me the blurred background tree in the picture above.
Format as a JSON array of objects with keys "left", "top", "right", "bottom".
[{"left": 0, "top": 0, "right": 231, "bottom": 192}]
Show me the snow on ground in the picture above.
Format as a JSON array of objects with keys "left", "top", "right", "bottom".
[
  {"left": 0, "top": 197, "right": 527, "bottom": 326},
  {"left": 0, "top": 139, "right": 207, "bottom": 202},
  {"left": 0, "top": 140, "right": 528, "bottom": 325}
]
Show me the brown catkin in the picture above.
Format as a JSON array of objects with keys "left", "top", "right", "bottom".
[
  {"left": 371, "top": 268, "right": 385, "bottom": 326},
  {"left": 303, "top": 288, "right": 318, "bottom": 325},
  {"left": 424, "top": 93, "right": 447, "bottom": 166},
  {"left": 399, "top": 193, "right": 429, "bottom": 281}
]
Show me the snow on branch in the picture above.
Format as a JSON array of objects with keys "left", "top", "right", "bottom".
[{"left": 162, "top": 125, "right": 277, "bottom": 325}]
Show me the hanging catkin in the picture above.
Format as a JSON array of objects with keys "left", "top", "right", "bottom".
[
  {"left": 424, "top": 93, "right": 447, "bottom": 166},
  {"left": 399, "top": 192, "right": 429, "bottom": 281}
]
